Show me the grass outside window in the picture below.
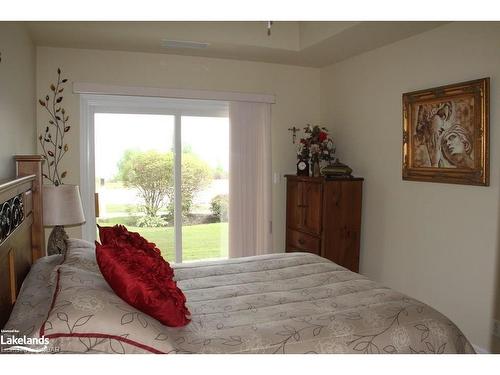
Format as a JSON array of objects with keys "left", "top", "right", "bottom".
[{"left": 97, "top": 216, "right": 228, "bottom": 262}]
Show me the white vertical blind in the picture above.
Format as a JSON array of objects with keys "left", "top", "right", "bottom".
[{"left": 229, "top": 101, "right": 273, "bottom": 257}]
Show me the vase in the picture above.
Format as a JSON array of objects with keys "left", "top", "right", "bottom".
[{"left": 312, "top": 160, "right": 321, "bottom": 177}]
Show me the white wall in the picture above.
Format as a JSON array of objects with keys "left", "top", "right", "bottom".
[
  {"left": 0, "top": 23, "right": 36, "bottom": 179},
  {"left": 36, "top": 46, "right": 321, "bottom": 249},
  {"left": 320, "top": 21, "right": 500, "bottom": 350}
]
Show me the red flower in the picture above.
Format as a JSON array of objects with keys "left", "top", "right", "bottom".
[{"left": 319, "top": 131, "right": 328, "bottom": 142}]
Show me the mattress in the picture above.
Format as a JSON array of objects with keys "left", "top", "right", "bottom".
[{"left": 2, "top": 239, "right": 474, "bottom": 354}]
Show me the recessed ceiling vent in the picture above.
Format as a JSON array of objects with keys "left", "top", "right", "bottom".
[{"left": 162, "top": 40, "right": 210, "bottom": 49}]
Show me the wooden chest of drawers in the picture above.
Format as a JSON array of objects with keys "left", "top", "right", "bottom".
[{"left": 285, "top": 175, "right": 363, "bottom": 272}]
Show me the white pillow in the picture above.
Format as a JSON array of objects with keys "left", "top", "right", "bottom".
[{"left": 38, "top": 266, "right": 177, "bottom": 354}]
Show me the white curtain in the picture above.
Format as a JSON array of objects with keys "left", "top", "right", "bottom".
[{"left": 229, "top": 101, "right": 272, "bottom": 258}]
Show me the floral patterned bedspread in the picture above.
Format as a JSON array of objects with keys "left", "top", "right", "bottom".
[
  {"left": 3, "top": 242, "right": 474, "bottom": 354},
  {"left": 170, "top": 253, "right": 474, "bottom": 354}
]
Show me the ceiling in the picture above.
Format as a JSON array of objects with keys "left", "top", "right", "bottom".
[{"left": 25, "top": 21, "right": 447, "bottom": 67}]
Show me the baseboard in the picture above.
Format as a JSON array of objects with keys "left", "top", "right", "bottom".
[{"left": 472, "top": 344, "right": 490, "bottom": 354}]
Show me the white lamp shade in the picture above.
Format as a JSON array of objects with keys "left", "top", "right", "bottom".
[{"left": 43, "top": 185, "right": 86, "bottom": 227}]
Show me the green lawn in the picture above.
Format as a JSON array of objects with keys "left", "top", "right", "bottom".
[
  {"left": 104, "top": 203, "right": 137, "bottom": 214},
  {"left": 97, "top": 217, "right": 228, "bottom": 262}
]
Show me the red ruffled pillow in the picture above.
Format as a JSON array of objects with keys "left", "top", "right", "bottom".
[
  {"left": 96, "top": 241, "right": 191, "bottom": 327},
  {"left": 98, "top": 224, "right": 161, "bottom": 255},
  {"left": 97, "top": 224, "right": 174, "bottom": 279}
]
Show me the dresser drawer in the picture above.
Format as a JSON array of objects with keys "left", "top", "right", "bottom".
[{"left": 286, "top": 229, "right": 320, "bottom": 254}]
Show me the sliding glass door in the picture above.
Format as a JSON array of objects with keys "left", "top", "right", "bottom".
[
  {"left": 181, "top": 116, "right": 229, "bottom": 261},
  {"left": 91, "top": 97, "right": 229, "bottom": 263}
]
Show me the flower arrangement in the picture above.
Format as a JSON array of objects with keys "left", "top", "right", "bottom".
[{"left": 296, "top": 124, "right": 336, "bottom": 164}]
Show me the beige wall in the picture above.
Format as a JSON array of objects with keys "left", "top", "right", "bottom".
[
  {"left": 0, "top": 23, "right": 36, "bottom": 179},
  {"left": 36, "top": 46, "right": 321, "bottom": 249},
  {"left": 320, "top": 21, "right": 500, "bottom": 350}
]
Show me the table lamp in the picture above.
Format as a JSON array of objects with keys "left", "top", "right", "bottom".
[{"left": 43, "top": 185, "right": 85, "bottom": 255}]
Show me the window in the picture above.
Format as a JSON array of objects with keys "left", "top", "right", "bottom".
[{"left": 84, "top": 95, "right": 229, "bottom": 263}]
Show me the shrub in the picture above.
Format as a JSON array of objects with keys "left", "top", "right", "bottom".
[
  {"left": 169, "top": 153, "right": 212, "bottom": 217},
  {"left": 117, "top": 149, "right": 212, "bottom": 218},
  {"left": 117, "top": 150, "right": 173, "bottom": 218},
  {"left": 136, "top": 215, "right": 167, "bottom": 228},
  {"left": 210, "top": 194, "right": 229, "bottom": 222}
]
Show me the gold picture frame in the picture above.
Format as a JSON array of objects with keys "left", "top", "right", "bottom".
[{"left": 402, "top": 78, "right": 489, "bottom": 186}]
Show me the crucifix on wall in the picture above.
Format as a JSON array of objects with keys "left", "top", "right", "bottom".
[{"left": 288, "top": 126, "right": 300, "bottom": 144}]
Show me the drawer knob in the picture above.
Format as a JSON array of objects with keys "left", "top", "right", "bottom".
[{"left": 298, "top": 239, "right": 305, "bottom": 245}]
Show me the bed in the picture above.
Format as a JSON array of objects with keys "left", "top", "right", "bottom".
[{"left": 0, "top": 156, "right": 475, "bottom": 354}]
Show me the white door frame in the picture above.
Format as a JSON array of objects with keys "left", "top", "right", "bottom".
[{"left": 79, "top": 94, "right": 228, "bottom": 263}]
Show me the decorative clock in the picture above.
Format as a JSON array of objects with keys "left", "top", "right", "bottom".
[{"left": 296, "top": 157, "right": 309, "bottom": 176}]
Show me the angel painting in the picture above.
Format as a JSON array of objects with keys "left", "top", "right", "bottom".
[
  {"left": 402, "top": 78, "right": 489, "bottom": 186},
  {"left": 413, "top": 98, "right": 474, "bottom": 169}
]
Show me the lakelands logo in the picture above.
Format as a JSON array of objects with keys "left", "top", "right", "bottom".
[{"left": 0, "top": 329, "right": 54, "bottom": 353}]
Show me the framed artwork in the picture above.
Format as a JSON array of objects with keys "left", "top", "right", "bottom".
[{"left": 402, "top": 78, "right": 489, "bottom": 186}]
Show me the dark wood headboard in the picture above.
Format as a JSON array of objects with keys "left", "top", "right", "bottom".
[{"left": 0, "top": 155, "right": 44, "bottom": 328}]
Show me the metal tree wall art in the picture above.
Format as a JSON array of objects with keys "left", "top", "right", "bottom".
[{"left": 38, "top": 68, "right": 70, "bottom": 186}]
